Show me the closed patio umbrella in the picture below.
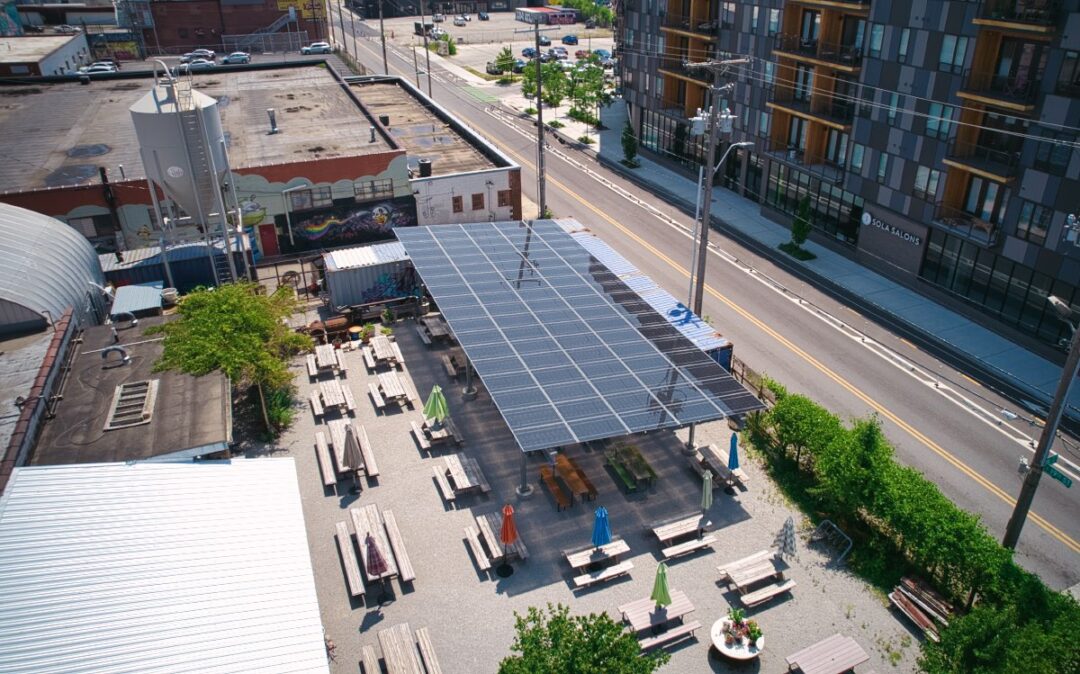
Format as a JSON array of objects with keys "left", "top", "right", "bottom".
[
  {"left": 591, "top": 506, "right": 612, "bottom": 550},
  {"left": 701, "top": 469, "right": 714, "bottom": 513},
  {"left": 497, "top": 504, "right": 518, "bottom": 578},
  {"left": 343, "top": 423, "right": 363, "bottom": 495},
  {"left": 728, "top": 432, "right": 740, "bottom": 471},
  {"left": 774, "top": 515, "right": 797, "bottom": 560},
  {"left": 651, "top": 562, "right": 672, "bottom": 609},
  {"left": 423, "top": 384, "right": 449, "bottom": 430},
  {"left": 365, "top": 532, "right": 390, "bottom": 603}
]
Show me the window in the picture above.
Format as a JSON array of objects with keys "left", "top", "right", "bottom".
[
  {"left": 787, "top": 116, "right": 808, "bottom": 153},
  {"left": 868, "top": 24, "right": 884, "bottom": 59},
  {"left": 1034, "top": 131, "right": 1076, "bottom": 172},
  {"left": 963, "top": 176, "right": 1009, "bottom": 223},
  {"left": 1016, "top": 201, "right": 1051, "bottom": 245},
  {"left": 794, "top": 65, "right": 814, "bottom": 101},
  {"left": 767, "top": 9, "right": 780, "bottom": 36},
  {"left": 925, "top": 103, "right": 954, "bottom": 140},
  {"left": 497, "top": 190, "right": 511, "bottom": 207},
  {"left": 850, "top": 143, "right": 865, "bottom": 172},
  {"left": 289, "top": 186, "right": 333, "bottom": 211},
  {"left": 452, "top": 196, "right": 463, "bottom": 213},
  {"left": 758, "top": 111, "right": 770, "bottom": 136},
  {"left": 763, "top": 61, "right": 775, "bottom": 86},
  {"left": 354, "top": 179, "right": 393, "bottom": 201},
  {"left": 913, "top": 167, "right": 940, "bottom": 201},
  {"left": 471, "top": 193, "right": 484, "bottom": 210},
  {"left": 1058, "top": 51, "right": 1080, "bottom": 96},
  {"left": 939, "top": 35, "right": 968, "bottom": 74},
  {"left": 721, "top": 2, "right": 735, "bottom": 29},
  {"left": 825, "top": 129, "right": 848, "bottom": 167},
  {"left": 877, "top": 153, "right": 889, "bottom": 182},
  {"left": 751, "top": 6, "right": 760, "bottom": 32},
  {"left": 887, "top": 93, "right": 901, "bottom": 124},
  {"left": 800, "top": 10, "right": 821, "bottom": 46},
  {"left": 898, "top": 28, "right": 910, "bottom": 64}
]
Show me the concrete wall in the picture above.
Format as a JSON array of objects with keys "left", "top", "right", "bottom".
[
  {"left": 37, "top": 33, "right": 90, "bottom": 75},
  {"left": 412, "top": 168, "right": 519, "bottom": 225}
]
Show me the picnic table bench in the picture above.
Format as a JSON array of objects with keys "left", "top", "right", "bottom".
[
  {"left": 701, "top": 444, "right": 749, "bottom": 487},
  {"left": 362, "top": 346, "right": 378, "bottom": 372},
  {"left": 477, "top": 511, "right": 528, "bottom": 563},
  {"left": 432, "top": 465, "right": 456, "bottom": 503},
  {"left": 411, "top": 420, "right": 432, "bottom": 450},
  {"left": 334, "top": 521, "right": 365, "bottom": 598},
  {"left": 564, "top": 539, "right": 633, "bottom": 589},
  {"left": 350, "top": 504, "right": 399, "bottom": 581},
  {"left": 554, "top": 454, "right": 592, "bottom": 502},
  {"left": 414, "top": 626, "right": 442, "bottom": 674},
  {"left": 424, "top": 418, "right": 464, "bottom": 447},
  {"left": 717, "top": 549, "right": 795, "bottom": 606},
  {"left": 573, "top": 561, "right": 635, "bottom": 589},
  {"left": 415, "top": 323, "right": 432, "bottom": 346},
  {"left": 377, "top": 623, "right": 424, "bottom": 674},
  {"left": 605, "top": 443, "right": 656, "bottom": 492},
  {"left": 463, "top": 524, "right": 492, "bottom": 572},
  {"left": 377, "top": 371, "right": 414, "bottom": 408},
  {"left": 540, "top": 464, "right": 571, "bottom": 510},
  {"left": 651, "top": 512, "right": 707, "bottom": 544},
  {"left": 360, "top": 644, "right": 379, "bottom": 674},
  {"left": 443, "top": 453, "right": 490, "bottom": 496},
  {"left": 619, "top": 590, "right": 699, "bottom": 649},
  {"left": 314, "top": 431, "right": 336, "bottom": 487},
  {"left": 328, "top": 419, "right": 378, "bottom": 477},
  {"left": 382, "top": 508, "right": 415, "bottom": 583},
  {"left": 309, "top": 391, "right": 324, "bottom": 419},
  {"left": 785, "top": 633, "right": 869, "bottom": 674},
  {"left": 305, "top": 353, "right": 319, "bottom": 379}
]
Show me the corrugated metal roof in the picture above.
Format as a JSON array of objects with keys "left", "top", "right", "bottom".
[
  {"left": 563, "top": 224, "right": 731, "bottom": 354},
  {"left": 100, "top": 242, "right": 233, "bottom": 273},
  {"left": 325, "top": 241, "right": 408, "bottom": 271},
  {"left": 0, "top": 459, "right": 329, "bottom": 674},
  {"left": 109, "top": 282, "right": 163, "bottom": 318},
  {"left": 0, "top": 203, "right": 105, "bottom": 332}
]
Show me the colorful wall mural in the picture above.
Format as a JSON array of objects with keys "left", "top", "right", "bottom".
[
  {"left": 276, "top": 197, "right": 417, "bottom": 252},
  {"left": 0, "top": 2, "right": 21, "bottom": 37}
]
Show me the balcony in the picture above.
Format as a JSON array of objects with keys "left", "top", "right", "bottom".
[
  {"left": 774, "top": 34, "right": 863, "bottom": 69},
  {"left": 934, "top": 202, "right": 1000, "bottom": 247},
  {"left": 944, "top": 138, "right": 1021, "bottom": 182},
  {"left": 769, "top": 96, "right": 854, "bottom": 129},
  {"left": 795, "top": 0, "right": 869, "bottom": 8},
  {"left": 959, "top": 69, "right": 1039, "bottom": 111},
  {"left": 976, "top": 0, "right": 1059, "bottom": 31},
  {"left": 659, "top": 56, "right": 711, "bottom": 85},
  {"left": 660, "top": 13, "right": 720, "bottom": 38},
  {"left": 765, "top": 139, "right": 847, "bottom": 184}
]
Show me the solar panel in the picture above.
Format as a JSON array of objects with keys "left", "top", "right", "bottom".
[{"left": 396, "top": 221, "right": 764, "bottom": 452}]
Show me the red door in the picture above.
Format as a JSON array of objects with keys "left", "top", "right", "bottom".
[{"left": 257, "top": 224, "right": 280, "bottom": 257}]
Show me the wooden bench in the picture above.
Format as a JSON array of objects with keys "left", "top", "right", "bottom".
[
  {"left": 444, "top": 417, "right": 465, "bottom": 447},
  {"left": 441, "top": 354, "right": 458, "bottom": 380},
  {"left": 464, "top": 525, "right": 492, "bottom": 571},
  {"left": 740, "top": 578, "right": 796, "bottom": 607},
  {"left": 382, "top": 508, "right": 415, "bottom": 583},
  {"left": 342, "top": 385, "right": 356, "bottom": 414},
  {"left": 368, "top": 383, "right": 386, "bottom": 412},
  {"left": 662, "top": 534, "right": 716, "bottom": 560},
  {"left": 637, "top": 620, "right": 702, "bottom": 652},
  {"left": 410, "top": 420, "right": 432, "bottom": 450},
  {"left": 414, "top": 627, "right": 442, "bottom": 674},
  {"left": 362, "top": 346, "right": 377, "bottom": 372},
  {"left": 463, "top": 456, "right": 490, "bottom": 493},
  {"left": 356, "top": 425, "right": 379, "bottom": 478},
  {"left": 573, "top": 560, "right": 634, "bottom": 589},
  {"left": 717, "top": 550, "right": 772, "bottom": 581},
  {"left": 540, "top": 465, "right": 570, "bottom": 511},
  {"left": 415, "top": 324, "right": 432, "bottom": 346},
  {"left": 334, "top": 521, "right": 365, "bottom": 598},
  {"left": 314, "top": 431, "right": 336, "bottom": 487},
  {"left": 391, "top": 342, "right": 405, "bottom": 369},
  {"left": 309, "top": 391, "right": 324, "bottom": 419},
  {"left": 574, "top": 465, "right": 598, "bottom": 501},
  {"left": 359, "top": 645, "right": 379, "bottom": 674},
  {"left": 305, "top": 354, "right": 319, "bottom": 379},
  {"left": 432, "top": 465, "right": 456, "bottom": 503}
]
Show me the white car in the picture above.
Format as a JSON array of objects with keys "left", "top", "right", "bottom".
[
  {"left": 177, "top": 59, "right": 216, "bottom": 73},
  {"left": 78, "top": 63, "right": 117, "bottom": 74},
  {"left": 222, "top": 51, "right": 251, "bottom": 64},
  {"left": 301, "top": 41, "right": 332, "bottom": 55},
  {"left": 453, "top": 16, "right": 466, "bottom": 26}
]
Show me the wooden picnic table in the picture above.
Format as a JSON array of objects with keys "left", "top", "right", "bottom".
[
  {"left": 729, "top": 556, "right": 786, "bottom": 591},
  {"left": 444, "top": 453, "right": 473, "bottom": 492},
  {"left": 327, "top": 419, "right": 377, "bottom": 476},
  {"left": 422, "top": 315, "right": 450, "bottom": 339},
  {"left": 377, "top": 623, "right": 425, "bottom": 674},
  {"left": 319, "top": 379, "right": 347, "bottom": 410},
  {"left": 785, "top": 633, "right": 869, "bottom": 674},
  {"left": 350, "top": 504, "right": 399, "bottom": 581},
  {"left": 652, "top": 513, "right": 706, "bottom": 544},
  {"left": 423, "top": 418, "right": 458, "bottom": 445},
  {"left": 378, "top": 371, "right": 409, "bottom": 403},
  {"left": 315, "top": 343, "right": 339, "bottom": 371},
  {"left": 607, "top": 443, "right": 656, "bottom": 487},
  {"left": 701, "top": 443, "right": 748, "bottom": 485},
  {"left": 372, "top": 334, "right": 399, "bottom": 365},
  {"left": 564, "top": 539, "right": 630, "bottom": 570},
  {"left": 619, "top": 589, "right": 695, "bottom": 633},
  {"left": 476, "top": 512, "right": 528, "bottom": 564},
  {"left": 553, "top": 454, "right": 591, "bottom": 501}
]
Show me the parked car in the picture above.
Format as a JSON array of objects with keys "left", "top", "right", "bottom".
[
  {"left": 592, "top": 49, "right": 611, "bottom": 59},
  {"left": 177, "top": 59, "right": 216, "bottom": 73},
  {"left": 432, "top": 13, "right": 445, "bottom": 22},
  {"left": 478, "top": 12, "right": 489, "bottom": 20},
  {"left": 512, "top": 59, "right": 527, "bottom": 73},
  {"left": 538, "top": 35, "right": 551, "bottom": 46},
  {"left": 453, "top": 16, "right": 466, "bottom": 26},
  {"left": 561, "top": 34, "right": 578, "bottom": 45},
  {"left": 539, "top": 52, "right": 555, "bottom": 63},
  {"left": 575, "top": 49, "right": 590, "bottom": 59},
  {"left": 485, "top": 61, "right": 503, "bottom": 75},
  {"left": 551, "top": 46, "right": 569, "bottom": 60},
  {"left": 585, "top": 19, "right": 597, "bottom": 29},
  {"left": 522, "top": 46, "right": 537, "bottom": 58},
  {"left": 431, "top": 27, "right": 447, "bottom": 39},
  {"left": 301, "top": 41, "right": 331, "bottom": 54},
  {"left": 222, "top": 51, "right": 251, "bottom": 64},
  {"left": 600, "top": 57, "right": 616, "bottom": 69},
  {"left": 78, "top": 64, "right": 117, "bottom": 74},
  {"left": 461, "top": 13, "right": 471, "bottom": 21},
  {"left": 57, "top": 24, "right": 80, "bottom": 34},
  {"left": 85, "top": 61, "right": 119, "bottom": 71}
]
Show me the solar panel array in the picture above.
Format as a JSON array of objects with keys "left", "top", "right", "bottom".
[{"left": 396, "top": 221, "right": 765, "bottom": 452}]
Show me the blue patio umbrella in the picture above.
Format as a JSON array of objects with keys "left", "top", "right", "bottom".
[
  {"left": 728, "top": 432, "right": 740, "bottom": 471},
  {"left": 591, "top": 506, "right": 612, "bottom": 549}
]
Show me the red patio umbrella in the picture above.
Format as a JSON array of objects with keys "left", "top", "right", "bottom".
[
  {"left": 365, "top": 532, "right": 390, "bottom": 602},
  {"left": 497, "top": 504, "right": 518, "bottom": 577}
]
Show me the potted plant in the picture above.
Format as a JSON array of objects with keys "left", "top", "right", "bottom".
[
  {"left": 747, "top": 620, "right": 763, "bottom": 646},
  {"left": 381, "top": 307, "right": 394, "bottom": 325},
  {"left": 359, "top": 323, "right": 375, "bottom": 343},
  {"left": 380, "top": 325, "right": 393, "bottom": 338}
]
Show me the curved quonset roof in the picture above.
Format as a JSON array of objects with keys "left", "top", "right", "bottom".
[{"left": 0, "top": 203, "right": 105, "bottom": 335}]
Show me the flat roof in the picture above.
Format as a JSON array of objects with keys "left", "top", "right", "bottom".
[
  {"left": 0, "top": 330, "right": 53, "bottom": 454},
  {"left": 0, "top": 459, "right": 329, "bottom": 674},
  {"left": 32, "top": 316, "right": 232, "bottom": 464},
  {"left": 395, "top": 221, "right": 764, "bottom": 452},
  {"left": 0, "top": 65, "right": 394, "bottom": 193},
  {"left": 351, "top": 78, "right": 498, "bottom": 176},
  {"left": 0, "top": 35, "right": 79, "bottom": 63}
]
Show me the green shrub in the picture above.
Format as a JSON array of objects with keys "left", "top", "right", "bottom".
[
  {"left": 524, "top": 107, "right": 538, "bottom": 115},
  {"left": 547, "top": 120, "right": 564, "bottom": 129}
]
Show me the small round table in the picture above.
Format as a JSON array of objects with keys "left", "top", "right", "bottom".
[{"left": 710, "top": 619, "right": 763, "bottom": 660}]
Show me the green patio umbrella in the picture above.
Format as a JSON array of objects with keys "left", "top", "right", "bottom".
[
  {"left": 650, "top": 562, "right": 672, "bottom": 609},
  {"left": 701, "top": 469, "right": 714, "bottom": 513},
  {"left": 423, "top": 384, "right": 449, "bottom": 430}
]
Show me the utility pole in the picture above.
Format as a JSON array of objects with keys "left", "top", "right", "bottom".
[
  {"left": 515, "top": 21, "right": 557, "bottom": 219},
  {"left": 419, "top": 0, "right": 433, "bottom": 96},
  {"left": 377, "top": 0, "right": 388, "bottom": 74},
  {"left": 412, "top": 45, "right": 421, "bottom": 88},
  {"left": 347, "top": 1, "right": 357, "bottom": 62},
  {"left": 335, "top": 0, "right": 346, "bottom": 54}
]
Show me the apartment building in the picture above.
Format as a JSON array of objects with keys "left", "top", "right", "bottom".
[{"left": 617, "top": 0, "right": 1080, "bottom": 349}]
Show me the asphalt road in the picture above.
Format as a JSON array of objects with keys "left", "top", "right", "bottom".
[{"left": 332, "top": 8, "right": 1079, "bottom": 590}]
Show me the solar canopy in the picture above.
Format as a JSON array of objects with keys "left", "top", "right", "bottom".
[{"left": 396, "top": 221, "right": 764, "bottom": 452}]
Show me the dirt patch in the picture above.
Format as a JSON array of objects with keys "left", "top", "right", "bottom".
[{"left": 0, "top": 88, "right": 42, "bottom": 97}]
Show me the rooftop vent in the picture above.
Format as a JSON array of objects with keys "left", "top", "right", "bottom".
[{"left": 104, "top": 379, "right": 159, "bottom": 431}]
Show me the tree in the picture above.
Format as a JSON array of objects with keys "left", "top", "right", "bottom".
[
  {"left": 521, "top": 62, "right": 538, "bottom": 99},
  {"left": 621, "top": 121, "right": 638, "bottom": 165},
  {"left": 495, "top": 45, "right": 515, "bottom": 79},
  {"left": 791, "top": 195, "right": 812, "bottom": 247},
  {"left": 498, "top": 603, "right": 668, "bottom": 674},
  {"left": 540, "top": 61, "right": 568, "bottom": 110},
  {"left": 767, "top": 393, "right": 843, "bottom": 466},
  {"left": 151, "top": 282, "right": 312, "bottom": 433}
]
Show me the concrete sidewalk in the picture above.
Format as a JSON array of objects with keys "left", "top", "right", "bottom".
[{"left": 590, "top": 103, "right": 1077, "bottom": 421}]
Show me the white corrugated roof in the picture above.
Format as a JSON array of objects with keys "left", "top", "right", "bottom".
[
  {"left": 324, "top": 241, "right": 408, "bottom": 272},
  {"left": 0, "top": 459, "right": 329, "bottom": 674}
]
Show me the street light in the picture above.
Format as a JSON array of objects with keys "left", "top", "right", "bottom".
[{"left": 1001, "top": 294, "right": 1080, "bottom": 549}]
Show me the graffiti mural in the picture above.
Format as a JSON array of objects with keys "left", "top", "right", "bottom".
[{"left": 277, "top": 197, "right": 417, "bottom": 252}]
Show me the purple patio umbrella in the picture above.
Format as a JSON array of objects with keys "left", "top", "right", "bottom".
[{"left": 365, "top": 533, "right": 390, "bottom": 602}]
